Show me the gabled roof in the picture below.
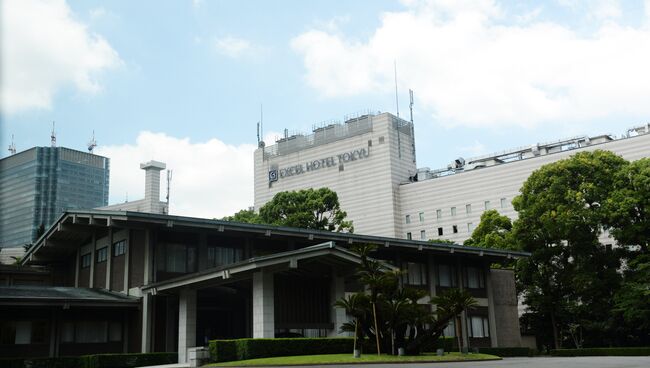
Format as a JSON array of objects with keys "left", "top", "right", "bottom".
[
  {"left": 22, "top": 209, "right": 530, "bottom": 266},
  {"left": 142, "top": 241, "right": 396, "bottom": 292},
  {"left": 0, "top": 286, "right": 139, "bottom": 307}
]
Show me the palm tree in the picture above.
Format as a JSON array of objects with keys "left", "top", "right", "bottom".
[
  {"left": 432, "top": 288, "right": 477, "bottom": 353},
  {"left": 335, "top": 293, "right": 368, "bottom": 355}
]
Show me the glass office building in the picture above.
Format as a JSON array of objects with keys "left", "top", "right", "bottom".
[{"left": 0, "top": 147, "right": 109, "bottom": 248}]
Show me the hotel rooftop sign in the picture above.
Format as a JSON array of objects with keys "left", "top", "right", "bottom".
[{"left": 269, "top": 147, "right": 370, "bottom": 183}]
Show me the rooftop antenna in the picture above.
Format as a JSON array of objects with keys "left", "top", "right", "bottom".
[
  {"left": 257, "top": 104, "right": 265, "bottom": 148},
  {"left": 8, "top": 134, "right": 16, "bottom": 155},
  {"left": 87, "top": 130, "right": 97, "bottom": 153},
  {"left": 394, "top": 60, "right": 400, "bottom": 118},
  {"left": 165, "top": 169, "right": 172, "bottom": 214},
  {"left": 409, "top": 89, "right": 416, "bottom": 164},
  {"left": 50, "top": 121, "right": 56, "bottom": 147}
]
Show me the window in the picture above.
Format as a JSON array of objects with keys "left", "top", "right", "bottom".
[
  {"left": 420, "top": 230, "right": 426, "bottom": 240},
  {"left": 466, "top": 204, "right": 472, "bottom": 214},
  {"left": 467, "top": 223, "right": 473, "bottom": 233},
  {"left": 405, "top": 215, "right": 411, "bottom": 224},
  {"left": 436, "top": 209, "right": 442, "bottom": 219},
  {"left": 484, "top": 200, "right": 490, "bottom": 210},
  {"left": 437, "top": 227, "right": 443, "bottom": 236},
  {"left": 113, "top": 240, "right": 126, "bottom": 256},
  {"left": 443, "top": 319, "right": 456, "bottom": 337},
  {"left": 207, "top": 246, "right": 243, "bottom": 268},
  {"left": 108, "top": 322, "right": 122, "bottom": 342},
  {"left": 14, "top": 321, "right": 31, "bottom": 344},
  {"left": 464, "top": 266, "right": 485, "bottom": 288},
  {"left": 379, "top": 136, "right": 385, "bottom": 143},
  {"left": 419, "top": 212, "right": 425, "bottom": 222},
  {"left": 451, "top": 207, "right": 456, "bottom": 216},
  {"left": 96, "top": 247, "right": 108, "bottom": 263},
  {"left": 157, "top": 243, "right": 197, "bottom": 273},
  {"left": 468, "top": 316, "right": 490, "bottom": 338},
  {"left": 61, "top": 322, "right": 74, "bottom": 343},
  {"left": 452, "top": 225, "right": 458, "bottom": 234},
  {"left": 402, "top": 262, "right": 427, "bottom": 286},
  {"left": 75, "top": 321, "right": 108, "bottom": 343},
  {"left": 437, "top": 264, "right": 456, "bottom": 287},
  {"left": 406, "top": 232, "right": 412, "bottom": 240},
  {"left": 81, "top": 253, "right": 91, "bottom": 268},
  {"left": 500, "top": 197, "right": 507, "bottom": 208},
  {"left": 0, "top": 321, "right": 16, "bottom": 344}
]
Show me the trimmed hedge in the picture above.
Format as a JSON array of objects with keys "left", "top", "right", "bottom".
[
  {"left": 0, "top": 352, "right": 177, "bottom": 368},
  {"left": 551, "top": 347, "right": 650, "bottom": 357},
  {"left": 208, "top": 337, "right": 457, "bottom": 362},
  {"left": 478, "top": 347, "right": 533, "bottom": 357}
]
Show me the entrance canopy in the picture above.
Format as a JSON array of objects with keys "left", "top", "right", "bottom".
[{"left": 142, "top": 241, "right": 394, "bottom": 293}]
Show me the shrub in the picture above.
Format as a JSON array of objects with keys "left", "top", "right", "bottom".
[
  {"left": 208, "top": 337, "right": 456, "bottom": 362},
  {"left": 478, "top": 347, "right": 533, "bottom": 357},
  {"left": 551, "top": 347, "right": 650, "bottom": 357},
  {"left": 0, "top": 353, "right": 177, "bottom": 368}
]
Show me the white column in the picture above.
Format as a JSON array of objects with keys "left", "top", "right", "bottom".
[
  {"left": 178, "top": 289, "right": 197, "bottom": 363},
  {"left": 252, "top": 271, "right": 274, "bottom": 338},
  {"left": 106, "top": 228, "right": 113, "bottom": 290},
  {"left": 89, "top": 233, "right": 96, "bottom": 288},
  {"left": 141, "top": 293, "right": 153, "bottom": 353},
  {"left": 123, "top": 231, "right": 131, "bottom": 294},
  {"left": 485, "top": 266, "right": 499, "bottom": 347},
  {"left": 329, "top": 274, "right": 346, "bottom": 337}
]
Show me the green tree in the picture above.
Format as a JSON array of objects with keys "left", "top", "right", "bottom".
[
  {"left": 463, "top": 210, "right": 514, "bottom": 250},
  {"left": 221, "top": 208, "right": 261, "bottom": 224},
  {"left": 605, "top": 158, "right": 650, "bottom": 253},
  {"left": 614, "top": 254, "right": 650, "bottom": 333},
  {"left": 427, "top": 238, "right": 456, "bottom": 245},
  {"left": 512, "top": 150, "right": 628, "bottom": 349},
  {"left": 259, "top": 188, "right": 353, "bottom": 232}
]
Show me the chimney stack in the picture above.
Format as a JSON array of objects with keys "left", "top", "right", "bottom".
[{"left": 140, "top": 160, "right": 166, "bottom": 212}]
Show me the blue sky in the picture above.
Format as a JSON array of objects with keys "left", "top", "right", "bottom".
[{"left": 2, "top": 0, "right": 650, "bottom": 218}]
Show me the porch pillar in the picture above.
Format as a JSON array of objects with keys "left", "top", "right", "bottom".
[
  {"left": 178, "top": 289, "right": 197, "bottom": 364},
  {"left": 252, "top": 270, "right": 274, "bottom": 338},
  {"left": 329, "top": 274, "right": 346, "bottom": 337},
  {"left": 457, "top": 258, "right": 469, "bottom": 350},
  {"left": 141, "top": 293, "right": 153, "bottom": 353}
]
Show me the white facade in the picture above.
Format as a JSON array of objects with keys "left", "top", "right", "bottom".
[
  {"left": 254, "top": 113, "right": 416, "bottom": 237},
  {"left": 255, "top": 114, "right": 650, "bottom": 243}
]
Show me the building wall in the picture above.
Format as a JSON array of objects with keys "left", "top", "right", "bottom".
[
  {"left": 399, "top": 132, "right": 650, "bottom": 243},
  {"left": 0, "top": 147, "right": 109, "bottom": 249},
  {"left": 490, "top": 269, "right": 522, "bottom": 347},
  {"left": 254, "top": 113, "right": 416, "bottom": 237}
]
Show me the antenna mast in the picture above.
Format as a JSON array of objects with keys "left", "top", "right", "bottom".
[
  {"left": 50, "top": 122, "right": 56, "bottom": 147},
  {"left": 394, "top": 60, "right": 400, "bottom": 117},
  {"left": 8, "top": 134, "right": 16, "bottom": 155},
  {"left": 257, "top": 104, "right": 265, "bottom": 148},
  {"left": 409, "top": 89, "right": 416, "bottom": 164},
  {"left": 165, "top": 169, "right": 173, "bottom": 214},
  {"left": 87, "top": 130, "right": 97, "bottom": 153}
]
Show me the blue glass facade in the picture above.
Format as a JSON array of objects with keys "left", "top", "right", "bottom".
[{"left": 0, "top": 147, "right": 109, "bottom": 248}]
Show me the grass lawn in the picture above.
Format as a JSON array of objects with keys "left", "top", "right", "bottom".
[{"left": 206, "top": 352, "right": 500, "bottom": 366}]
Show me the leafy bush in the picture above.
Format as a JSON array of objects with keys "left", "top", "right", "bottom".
[
  {"left": 478, "top": 347, "right": 533, "bottom": 357},
  {"left": 551, "top": 347, "right": 650, "bottom": 357},
  {"left": 0, "top": 353, "right": 177, "bottom": 368}
]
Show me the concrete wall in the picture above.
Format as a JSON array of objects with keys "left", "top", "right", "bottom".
[
  {"left": 400, "top": 132, "right": 650, "bottom": 244},
  {"left": 490, "top": 268, "right": 522, "bottom": 347},
  {"left": 254, "top": 113, "right": 416, "bottom": 237}
]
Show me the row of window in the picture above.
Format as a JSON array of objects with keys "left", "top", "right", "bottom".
[
  {"left": 443, "top": 316, "right": 490, "bottom": 338},
  {"left": 405, "top": 198, "right": 509, "bottom": 224},
  {"left": 407, "top": 222, "right": 476, "bottom": 240},
  {"left": 156, "top": 243, "right": 244, "bottom": 274},
  {"left": 60, "top": 321, "right": 122, "bottom": 343},
  {"left": 0, "top": 321, "right": 47, "bottom": 345},
  {"left": 80, "top": 240, "right": 127, "bottom": 269},
  {"left": 399, "top": 262, "right": 485, "bottom": 289}
]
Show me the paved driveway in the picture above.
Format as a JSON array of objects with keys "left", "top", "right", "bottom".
[{"left": 277, "top": 356, "right": 650, "bottom": 368}]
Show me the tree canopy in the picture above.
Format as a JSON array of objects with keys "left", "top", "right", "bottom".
[
  {"left": 223, "top": 188, "right": 353, "bottom": 232},
  {"left": 463, "top": 209, "right": 514, "bottom": 250}
]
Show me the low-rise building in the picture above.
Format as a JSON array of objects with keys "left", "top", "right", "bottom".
[{"left": 2, "top": 210, "right": 528, "bottom": 362}]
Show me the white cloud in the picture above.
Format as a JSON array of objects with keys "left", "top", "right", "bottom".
[
  {"left": 292, "top": 0, "right": 650, "bottom": 129},
  {"left": 214, "top": 36, "right": 254, "bottom": 58},
  {"left": 459, "top": 140, "right": 488, "bottom": 157},
  {"left": 0, "top": 0, "right": 122, "bottom": 114},
  {"left": 96, "top": 132, "right": 257, "bottom": 219}
]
